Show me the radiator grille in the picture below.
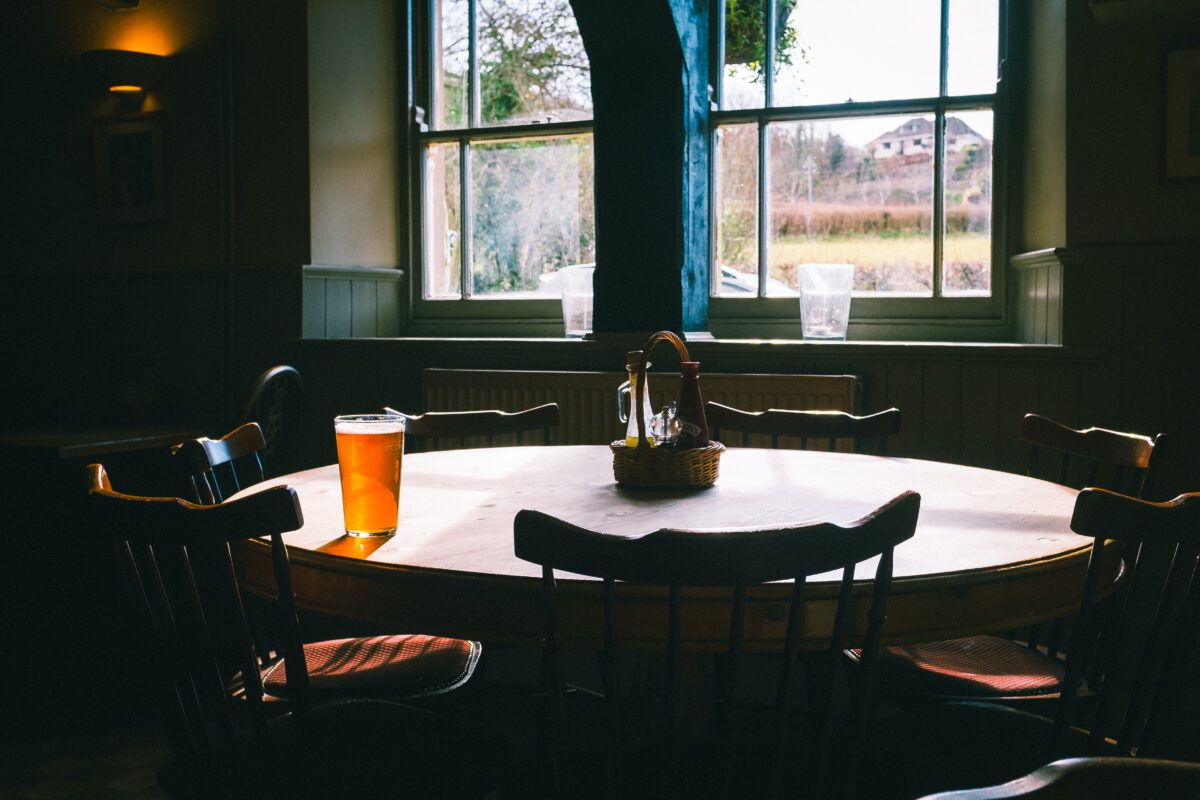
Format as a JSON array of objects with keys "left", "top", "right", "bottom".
[{"left": 422, "top": 369, "right": 858, "bottom": 446}]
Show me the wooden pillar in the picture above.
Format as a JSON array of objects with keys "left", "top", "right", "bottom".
[{"left": 571, "top": 0, "right": 710, "bottom": 334}]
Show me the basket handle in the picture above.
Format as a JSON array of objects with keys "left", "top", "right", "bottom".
[{"left": 633, "top": 331, "right": 691, "bottom": 449}]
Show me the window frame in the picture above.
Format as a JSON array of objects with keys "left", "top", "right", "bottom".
[
  {"left": 707, "top": 0, "right": 1011, "bottom": 340},
  {"left": 405, "top": 0, "right": 595, "bottom": 334}
]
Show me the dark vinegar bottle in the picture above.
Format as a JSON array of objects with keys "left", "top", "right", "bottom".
[{"left": 675, "top": 361, "right": 710, "bottom": 448}]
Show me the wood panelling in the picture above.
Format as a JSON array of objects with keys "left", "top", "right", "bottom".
[
  {"left": 302, "top": 265, "right": 405, "bottom": 338},
  {"left": 959, "top": 362, "right": 1001, "bottom": 469},
  {"left": 921, "top": 362, "right": 963, "bottom": 463},
  {"left": 1011, "top": 249, "right": 1063, "bottom": 344},
  {"left": 883, "top": 362, "right": 925, "bottom": 457}
]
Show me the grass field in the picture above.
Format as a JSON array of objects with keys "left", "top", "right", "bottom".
[{"left": 766, "top": 233, "right": 990, "bottom": 292}]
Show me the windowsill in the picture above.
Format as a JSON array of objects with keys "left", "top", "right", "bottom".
[{"left": 294, "top": 334, "right": 1108, "bottom": 362}]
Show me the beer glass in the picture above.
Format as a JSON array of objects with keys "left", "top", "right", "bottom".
[{"left": 334, "top": 414, "right": 405, "bottom": 537}]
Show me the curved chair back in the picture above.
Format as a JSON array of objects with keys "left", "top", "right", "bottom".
[
  {"left": 241, "top": 365, "right": 303, "bottom": 478},
  {"left": 383, "top": 402, "right": 559, "bottom": 453},
  {"left": 172, "top": 422, "right": 268, "bottom": 504},
  {"left": 1021, "top": 413, "right": 1167, "bottom": 500},
  {"left": 515, "top": 490, "right": 921, "bottom": 799},
  {"left": 706, "top": 402, "right": 901, "bottom": 454},
  {"left": 1017, "top": 413, "right": 1169, "bottom": 661}
]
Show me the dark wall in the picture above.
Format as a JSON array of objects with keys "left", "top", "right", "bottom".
[
  {"left": 0, "top": 0, "right": 306, "bottom": 431},
  {"left": 1064, "top": 1, "right": 1200, "bottom": 243}
]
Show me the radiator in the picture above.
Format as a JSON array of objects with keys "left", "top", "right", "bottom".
[{"left": 422, "top": 368, "right": 859, "bottom": 446}]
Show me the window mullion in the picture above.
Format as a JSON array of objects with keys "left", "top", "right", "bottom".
[
  {"left": 939, "top": 0, "right": 950, "bottom": 97},
  {"left": 932, "top": 111, "right": 945, "bottom": 298},
  {"left": 765, "top": 0, "right": 776, "bottom": 108},
  {"left": 758, "top": 120, "right": 770, "bottom": 299},
  {"left": 420, "top": 0, "right": 433, "bottom": 129},
  {"left": 469, "top": 0, "right": 479, "bottom": 129},
  {"left": 933, "top": 0, "right": 951, "bottom": 299},
  {"left": 463, "top": 0, "right": 477, "bottom": 299},
  {"left": 461, "top": 141, "right": 473, "bottom": 298}
]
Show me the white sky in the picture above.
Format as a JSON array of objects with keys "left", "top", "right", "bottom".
[{"left": 724, "top": 0, "right": 998, "bottom": 145}]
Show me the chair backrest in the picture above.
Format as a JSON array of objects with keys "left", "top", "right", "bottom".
[
  {"left": 383, "top": 402, "right": 559, "bottom": 453},
  {"left": 240, "top": 365, "right": 303, "bottom": 478},
  {"left": 85, "top": 462, "right": 308, "bottom": 796},
  {"left": 916, "top": 757, "right": 1200, "bottom": 800},
  {"left": 706, "top": 402, "right": 902, "bottom": 454},
  {"left": 1020, "top": 413, "right": 1167, "bottom": 500},
  {"left": 172, "top": 422, "right": 268, "bottom": 504},
  {"left": 514, "top": 490, "right": 921, "bottom": 799},
  {"left": 1054, "top": 488, "right": 1200, "bottom": 758},
  {"left": 1012, "top": 414, "right": 1168, "bottom": 662}
]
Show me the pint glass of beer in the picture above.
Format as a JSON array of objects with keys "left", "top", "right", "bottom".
[{"left": 334, "top": 414, "right": 405, "bottom": 537}]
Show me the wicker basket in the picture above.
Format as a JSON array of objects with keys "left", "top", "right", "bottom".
[{"left": 610, "top": 330, "right": 725, "bottom": 488}]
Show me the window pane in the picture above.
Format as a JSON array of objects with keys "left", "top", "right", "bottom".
[
  {"left": 947, "top": 0, "right": 999, "bottom": 96},
  {"left": 774, "top": 1, "right": 939, "bottom": 107},
  {"left": 943, "top": 110, "right": 992, "bottom": 295},
  {"left": 478, "top": 0, "right": 591, "bottom": 126},
  {"left": 435, "top": 0, "right": 469, "bottom": 129},
  {"left": 470, "top": 135, "right": 594, "bottom": 296},
  {"left": 425, "top": 143, "right": 462, "bottom": 299},
  {"left": 769, "top": 116, "right": 934, "bottom": 295},
  {"left": 714, "top": 124, "right": 760, "bottom": 296},
  {"left": 722, "top": 0, "right": 766, "bottom": 110}
]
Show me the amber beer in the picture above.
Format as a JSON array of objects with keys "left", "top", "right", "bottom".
[{"left": 334, "top": 415, "right": 405, "bottom": 537}]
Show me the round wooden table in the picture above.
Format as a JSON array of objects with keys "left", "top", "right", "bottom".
[{"left": 233, "top": 445, "right": 1116, "bottom": 651}]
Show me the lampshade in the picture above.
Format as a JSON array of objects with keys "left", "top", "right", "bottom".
[{"left": 83, "top": 49, "right": 166, "bottom": 94}]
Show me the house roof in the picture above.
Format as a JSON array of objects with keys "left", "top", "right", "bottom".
[{"left": 867, "top": 116, "right": 985, "bottom": 145}]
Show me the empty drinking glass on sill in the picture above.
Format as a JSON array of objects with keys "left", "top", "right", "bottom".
[
  {"left": 559, "top": 264, "right": 595, "bottom": 337},
  {"left": 798, "top": 263, "right": 854, "bottom": 340}
]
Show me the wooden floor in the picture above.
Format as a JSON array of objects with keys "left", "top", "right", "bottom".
[{"left": 0, "top": 715, "right": 174, "bottom": 800}]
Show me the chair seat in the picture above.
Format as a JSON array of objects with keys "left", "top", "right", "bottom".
[
  {"left": 262, "top": 634, "right": 481, "bottom": 699},
  {"left": 879, "top": 635, "right": 1065, "bottom": 698}
]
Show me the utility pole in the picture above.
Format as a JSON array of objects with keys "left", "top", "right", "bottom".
[{"left": 802, "top": 153, "right": 816, "bottom": 238}]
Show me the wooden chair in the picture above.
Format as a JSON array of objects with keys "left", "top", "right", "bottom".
[
  {"left": 240, "top": 365, "right": 302, "bottom": 478},
  {"left": 1021, "top": 413, "right": 1166, "bottom": 499},
  {"left": 874, "top": 414, "right": 1168, "bottom": 706},
  {"left": 86, "top": 463, "right": 493, "bottom": 799},
  {"left": 861, "top": 488, "right": 1200, "bottom": 799},
  {"left": 383, "top": 402, "right": 559, "bottom": 453},
  {"left": 514, "top": 490, "right": 922, "bottom": 800},
  {"left": 172, "top": 421, "right": 268, "bottom": 504},
  {"left": 706, "top": 402, "right": 901, "bottom": 454},
  {"left": 915, "top": 757, "right": 1200, "bottom": 800}
]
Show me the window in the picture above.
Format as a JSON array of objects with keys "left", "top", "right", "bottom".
[
  {"left": 711, "top": 0, "right": 1004, "bottom": 332},
  {"left": 416, "top": 0, "right": 594, "bottom": 306}
]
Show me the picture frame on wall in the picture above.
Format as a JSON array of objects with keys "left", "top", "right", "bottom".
[
  {"left": 1162, "top": 45, "right": 1200, "bottom": 182},
  {"left": 93, "top": 114, "right": 166, "bottom": 222}
]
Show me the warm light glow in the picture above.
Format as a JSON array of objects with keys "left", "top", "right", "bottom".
[
  {"left": 109, "top": 84, "right": 143, "bottom": 93},
  {"left": 91, "top": 1, "right": 218, "bottom": 59},
  {"left": 108, "top": 25, "right": 175, "bottom": 57}
]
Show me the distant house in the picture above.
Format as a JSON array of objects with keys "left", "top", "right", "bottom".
[{"left": 866, "top": 116, "right": 986, "bottom": 159}]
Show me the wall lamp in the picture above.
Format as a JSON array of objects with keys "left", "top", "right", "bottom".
[{"left": 83, "top": 48, "right": 167, "bottom": 95}]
